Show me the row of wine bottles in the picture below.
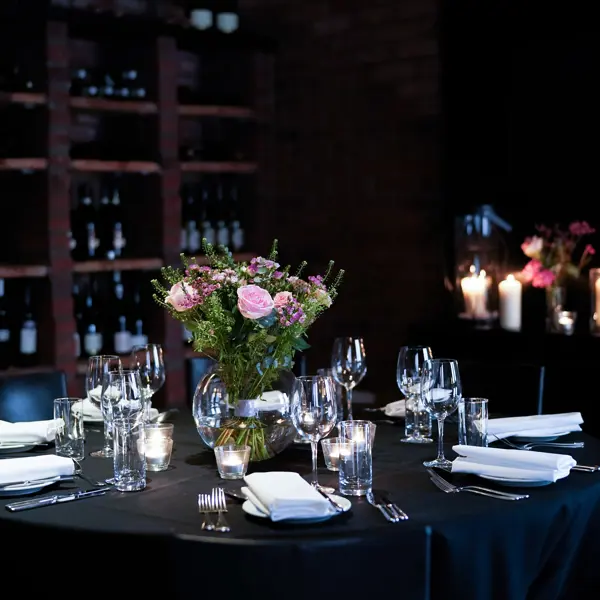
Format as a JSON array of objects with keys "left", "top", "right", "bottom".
[
  {"left": 74, "top": 272, "right": 149, "bottom": 359},
  {"left": 0, "top": 278, "right": 39, "bottom": 369},
  {"left": 71, "top": 67, "right": 147, "bottom": 101}
]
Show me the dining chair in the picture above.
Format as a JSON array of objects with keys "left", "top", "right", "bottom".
[
  {"left": 457, "top": 359, "right": 545, "bottom": 417},
  {"left": 0, "top": 370, "right": 67, "bottom": 422}
]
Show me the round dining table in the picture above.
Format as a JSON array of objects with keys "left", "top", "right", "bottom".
[{"left": 1, "top": 411, "right": 599, "bottom": 600}]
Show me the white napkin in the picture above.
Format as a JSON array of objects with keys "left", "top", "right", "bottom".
[
  {"left": 0, "top": 419, "right": 63, "bottom": 444},
  {"left": 0, "top": 454, "right": 75, "bottom": 485},
  {"left": 384, "top": 400, "right": 406, "bottom": 418},
  {"left": 452, "top": 445, "right": 576, "bottom": 482},
  {"left": 488, "top": 412, "right": 583, "bottom": 440},
  {"left": 242, "top": 471, "right": 331, "bottom": 521}
]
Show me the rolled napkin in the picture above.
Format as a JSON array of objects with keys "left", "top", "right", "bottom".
[
  {"left": 384, "top": 400, "right": 406, "bottom": 418},
  {"left": 488, "top": 412, "right": 583, "bottom": 440},
  {"left": 452, "top": 444, "right": 576, "bottom": 482},
  {"left": 0, "top": 419, "right": 63, "bottom": 444},
  {"left": 0, "top": 454, "right": 75, "bottom": 486},
  {"left": 242, "top": 471, "right": 331, "bottom": 521}
]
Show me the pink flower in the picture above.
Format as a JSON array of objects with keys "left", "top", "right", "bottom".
[
  {"left": 274, "top": 291, "right": 293, "bottom": 308},
  {"left": 165, "top": 281, "right": 201, "bottom": 312},
  {"left": 520, "top": 259, "right": 542, "bottom": 283},
  {"left": 532, "top": 269, "right": 556, "bottom": 288},
  {"left": 585, "top": 244, "right": 596, "bottom": 256},
  {"left": 237, "top": 285, "right": 274, "bottom": 320},
  {"left": 521, "top": 236, "right": 544, "bottom": 258}
]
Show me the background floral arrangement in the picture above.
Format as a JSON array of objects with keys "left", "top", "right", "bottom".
[{"left": 520, "top": 221, "right": 596, "bottom": 288}]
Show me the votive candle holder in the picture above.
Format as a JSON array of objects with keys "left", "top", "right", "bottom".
[
  {"left": 321, "top": 437, "right": 352, "bottom": 472},
  {"left": 214, "top": 444, "right": 251, "bottom": 480}
]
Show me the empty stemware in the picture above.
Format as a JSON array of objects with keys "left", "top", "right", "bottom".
[
  {"left": 331, "top": 337, "right": 367, "bottom": 421},
  {"left": 130, "top": 344, "right": 165, "bottom": 420}
]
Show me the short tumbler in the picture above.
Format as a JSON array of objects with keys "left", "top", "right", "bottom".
[
  {"left": 458, "top": 398, "right": 489, "bottom": 447},
  {"left": 53, "top": 397, "right": 85, "bottom": 460},
  {"left": 113, "top": 417, "right": 146, "bottom": 492},
  {"left": 338, "top": 420, "right": 374, "bottom": 496}
]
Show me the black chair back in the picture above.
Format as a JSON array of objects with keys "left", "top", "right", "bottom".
[
  {"left": 457, "top": 360, "right": 545, "bottom": 417},
  {"left": 0, "top": 371, "right": 67, "bottom": 422}
]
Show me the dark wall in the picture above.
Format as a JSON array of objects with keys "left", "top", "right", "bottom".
[{"left": 241, "top": 0, "right": 447, "bottom": 401}]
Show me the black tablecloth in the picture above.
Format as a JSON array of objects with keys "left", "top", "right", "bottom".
[{"left": 1, "top": 413, "right": 600, "bottom": 600}]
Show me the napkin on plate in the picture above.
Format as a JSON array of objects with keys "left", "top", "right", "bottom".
[
  {"left": 0, "top": 454, "right": 75, "bottom": 486},
  {"left": 0, "top": 419, "right": 63, "bottom": 445},
  {"left": 242, "top": 471, "right": 332, "bottom": 521},
  {"left": 384, "top": 400, "right": 406, "bottom": 418},
  {"left": 451, "top": 444, "right": 576, "bottom": 482},
  {"left": 488, "top": 412, "right": 583, "bottom": 440}
]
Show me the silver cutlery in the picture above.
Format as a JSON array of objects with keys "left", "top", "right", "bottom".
[
  {"left": 224, "top": 489, "right": 246, "bottom": 501},
  {"left": 377, "top": 491, "right": 409, "bottom": 520},
  {"left": 212, "top": 487, "right": 231, "bottom": 533},
  {"left": 198, "top": 493, "right": 215, "bottom": 531},
  {"left": 314, "top": 485, "right": 344, "bottom": 512},
  {"left": 5, "top": 487, "right": 110, "bottom": 512},
  {"left": 0, "top": 475, "right": 75, "bottom": 490},
  {"left": 366, "top": 491, "right": 399, "bottom": 522},
  {"left": 493, "top": 435, "right": 584, "bottom": 451},
  {"left": 572, "top": 465, "right": 600, "bottom": 472},
  {"left": 426, "top": 468, "right": 529, "bottom": 500},
  {"left": 72, "top": 459, "right": 112, "bottom": 487}
]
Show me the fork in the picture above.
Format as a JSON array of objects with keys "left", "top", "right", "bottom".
[
  {"left": 426, "top": 468, "right": 529, "bottom": 500},
  {"left": 198, "top": 494, "right": 215, "bottom": 531},
  {"left": 72, "top": 459, "right": 110, "bottom": 488},
  {"left": 212, "top": 488, "right": 231, "bottom": 533},
  {"left": 493, "top": 435, "right": 584, "bottom": 451}
]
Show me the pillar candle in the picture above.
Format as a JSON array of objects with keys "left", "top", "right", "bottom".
[
  {"left": 460, "top": 267, "right": 489, "bottom": 318},
  {"left": 498, "top": 274, "right": 522, "bottom": 331},
  {"left": 595, "top": 278, "right": 600, "bottom": 319}
]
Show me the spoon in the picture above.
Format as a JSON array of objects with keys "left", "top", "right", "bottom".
[{"left": 224, "top": 489, "right": 246, "bottom": 501}]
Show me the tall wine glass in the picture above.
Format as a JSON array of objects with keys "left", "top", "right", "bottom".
[
  {"left": 85, "top": 355, "right": 122, "bottom": 458},
  {"left": 421, "top": 358, "right": 462, "bottom": 469},
  {"left": 130, "top": 344, "right": 165, "bottom": 419},
  {"left": 397, "top": 345, "right": 433, "bottom": 444},
  {"left": 291, "top": 375, "right": 338, "bottom": 492},
  {"left": 331, "top": 337, "right": 367, "bottom": 421}
]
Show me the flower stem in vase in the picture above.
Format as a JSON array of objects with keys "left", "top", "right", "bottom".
[{"left": 215, "top": 417, "right": 271, "bottom": 461}]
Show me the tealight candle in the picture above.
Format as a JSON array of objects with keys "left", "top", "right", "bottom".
[
  {"left": 321, "top": 438, "right": 352, "bottom": 471},
  {"left": 214, "top": 444, "right": 250, "bottom": 480},
  {"left": 144, "top": 438, "right": 173, "bottom": 472},
  {"left": 555, "top": 311, "right": 576, "bottom": 336}
]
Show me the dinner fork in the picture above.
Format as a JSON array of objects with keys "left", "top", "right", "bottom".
[
  {"left": 198, "top": 494, "right": 215, "bottom": 531},
  {"left": 211, "top": 487, "right": 231, "bottom": 533},
  {"left": 492, "top": 435, "right": 584, "bottom": 451},
  {"left": 426, "top": 468, "right": 529, "bottom": 500}
]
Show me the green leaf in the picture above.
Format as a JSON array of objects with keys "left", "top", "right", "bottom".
[
  {"left": 292, "top": 337, "right": 311, "bottom": 351},
  {"left": 265, "top": 335, "right": 277, "bottom": 343}
]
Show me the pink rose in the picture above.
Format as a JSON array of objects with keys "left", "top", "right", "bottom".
[
  {"left": 165, "top": 281, "right": 200, "bottom": 312},
  {"left": 237, "top": 285, "right": 274, "bottom": 320},
  {"left": 274, "top": 291, "right": 293, "bottom": 308},
  {"left": 521, "top": 236, "right": 543, "bottom": 258}
]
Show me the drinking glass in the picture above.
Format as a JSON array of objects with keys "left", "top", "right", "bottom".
[
  {"left": 331, "top": 337, "right": 367, "bottom": 421},
  {"left": 85, "top": 355, "right": 122, "bottom": 458},
  {"left": 130, "top": 344, "right": 165, "bottom": 420},
  {"left": 397, "top": 345, "right": 433, "bottom": 444},
  {"left": 421, "top": 358, "right": 462, "bottom": 469},
  {"left": 291, "top": 375, "right": 338, "bottom": 492},
  {"left": 458, "top": 398, "right": 489, "bottom": 447}
]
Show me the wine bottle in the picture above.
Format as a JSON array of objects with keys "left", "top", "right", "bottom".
[
  {"left": 227, "top": 178, "right": 245, "bottom": 251},
  {"left": 111, "top": 271, "right": 133, "bottom": 355},
  {"left": 72, "top": 184, "right": 99, "bottom": 261},
  {"left": 110, "top": 185, "right": 126, "bottom": 259},
  {"left": 82, "top": 278, "right": 103, "bottom": 357},
  {"left": 185, "top": 187, "right": 202, "bottom": 255},
  {"left": 19, "top": 285, "right": 37, "bottom": 367},
  {"left": 0, "top": 278, "right": 11, "bottom": 369},
  {"left": 215, "top": 179, "right": 230, "bottom": 248},
  {"left": 130, "top": 286, "right": 148, "bottom": 347},
  {"left": 200, "top": 178, "right": 216, "bottom": 246},
  {"left": 72, "top": 280, "right": 82, "bottom": 359}
]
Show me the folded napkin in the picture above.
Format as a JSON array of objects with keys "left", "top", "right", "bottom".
[
  {"left": 452, "top": 445, "right": 576, "bottom": 482},
  {"left": 384, "top": 400, "right": 406, "bottom": 418},
  {"left": 0, "top": 454, "right": 75, "bottom": 486},
  {"left": 488, "top": 412, "right": 583, "bottom": 440},
  {"left": 0, "top": 419, "right": 63, "bottom": 444},
  {"left": 242, "top": 471, "right": 331, "bottom": 521}
]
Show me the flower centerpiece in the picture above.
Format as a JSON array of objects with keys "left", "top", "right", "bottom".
[
  {"left": 152, "top": 239, "right": 343, "bottom": 461},
  {"left": 520, "top": 221, "right": 596, "bottom": 321}
]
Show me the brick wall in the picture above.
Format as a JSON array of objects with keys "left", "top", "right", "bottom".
[{"left": 241, "top": 0, "right": 449, "bottom": 401}]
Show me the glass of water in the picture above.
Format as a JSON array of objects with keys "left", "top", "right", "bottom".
[
  {"left": 53, "top": 397, "right": 85, "bottom": 461},
  {"left": 396, "top": 345, "right": 433, "bottom": 444},
  {"left": 337, "top": 420, "right": 374, "bottom": 496},
  {"left": 458, "top": 398, "right": 489, "bottom": 447},
  {"left": 421, "top": 358, "right": 462, "bottom": 469}
]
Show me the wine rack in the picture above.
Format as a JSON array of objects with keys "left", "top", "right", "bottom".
[{"left": 0, "top": 7, "right": 274, "bottom": 408}]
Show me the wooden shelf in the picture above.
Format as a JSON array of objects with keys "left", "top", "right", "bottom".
[
  {"left": 178, "top": 105, "right": 255, "bottom": 119},
  {"left": 0, "top": 92, "right": 47, "bottom": 106},
  {"left": 180, "top": 161, "right": 257, "bottom": 174},
  {"left": 0, "top": 265, "right": 49, "bottom": 278},
  {"left": 179, "top": 252, "right": 255, "bottom": 266},
  {"left": 0, "top": 365, "right": 59, "bottom": 377},
  {"left": 71, "top": 160, "right": 161, "bottom": 173},
  {"left": 70, "top": 97, "right": 158, "bottom": 114},
  {"left": 0, "top": 158, "right": 48, "bottom": 171},
  {"left": 72, "top": 258, "right": 164, "bottom": 273}
]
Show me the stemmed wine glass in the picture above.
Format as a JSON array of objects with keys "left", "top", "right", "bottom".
[
  {"left": 421, "top": 358, "right": 462, "bottom": 469},
  {"left": 85, "top": 355, "right": 122, "bottom": 458},
  {"left": 130, "top": 344, "right": 165, "bottom": 420},
  {"left": 291, "top": 375, "right": 338, "bottom": 493},
  {"left": 397, "top": 346, "right": 433, "bottom": 444},
  {"left": 331, "top": 337, "right": 367, "bottom": 421}
]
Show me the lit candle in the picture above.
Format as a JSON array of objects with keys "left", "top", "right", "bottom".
[
  {"left": 595, "top": 278, "right": 600, "bottom": 320},
  {"left": 214, "top": 445, "right": 250, "bottom": 480},
  {"left": 142, "top": 438, "right": 173, "bottom": 472},
  {"left": 498, "top": 274, "right": 522, "bottom": 332},
  {"left": 461, "top": 266, "right": 490, "bottom": 319},
  {"left": 322, "top": 439, "right": 352, "bottom": 471}
]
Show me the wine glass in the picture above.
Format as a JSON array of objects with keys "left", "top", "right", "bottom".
[
  {"left": 397, "top": 346, "right": 434, "bottom": 444},
  {"left": 421, "top": 358, "right": 462, "bottom": 469},
  {"left": 291, "top": 375, "right": 338, "bottom": 492},
  {"left": 85, "top": 355, "right": 122, "bottom": 458},
  {"left": 130, "top": 344, "right": 165, "bottom": 420},
  {"left": 331, "top": 337, "right": 367, "bottom": 421}
]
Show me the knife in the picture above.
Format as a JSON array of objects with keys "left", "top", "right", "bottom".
[
  {"left": 5, "top": 487, "right": 110, "bottom": 512},
  {"left": 314, "top": 485, "right": 344, "bottom": 512},
  {"left": 377, "top": 491, "right": 409, "bottom": 521},
  {"left": 367, "top": 491, "right": 397, "bottom": 522},
  {"left": 0, "top": 475, "right": 75, "bottom": 490}
]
